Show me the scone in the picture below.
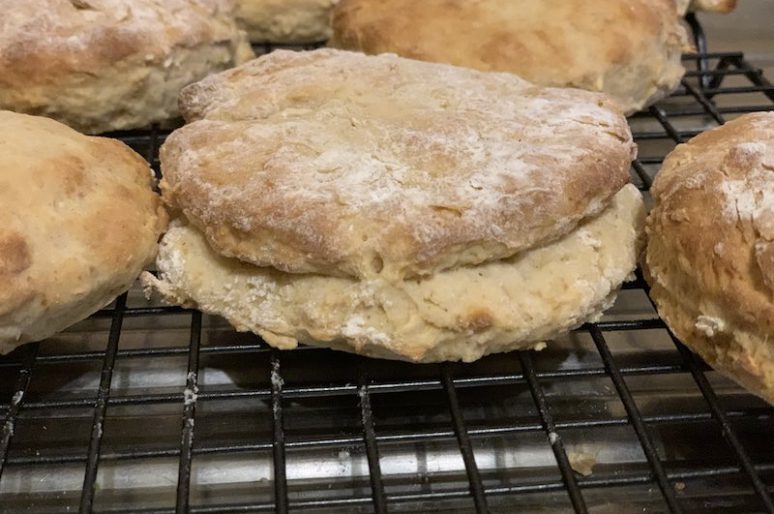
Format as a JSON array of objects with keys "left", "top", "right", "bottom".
[
  {"left": 235, "top": 0, "right": 338, "bottom": 43},
  {"left": 143, "top": 49, "right": 644, "bottom": 363},
  {"left": 645, "top": 113, "right": 774, "bottom": 403},
  {"left": 0, "top": 111, "right": 167, "bottom": 354},
  {"left": 0, "top": 0, "right": 254, "bottom": 134},
  {"left": 329, "top": 0, "right": 689, "bottom": 115},
  {"left": 145, "top": 185, "right": 644, "bottom": 363},
  {"left": 164, "top": 49, "right": 636, "bottom": 281}
]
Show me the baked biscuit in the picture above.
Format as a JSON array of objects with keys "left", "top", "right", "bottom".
[
  {"left": 0, "top": 0, "right": 253, "bottom": 134},
  {"left": 145, "top": 185, "right": 644, "bottom": 363},
  {"left": 0, "top": 111, "right": 167, "bottom": 353},
  {"left": 163, "top": 49, "right": 635, "bottom": 281},
  {"left": 645, "top": 113, "right": 774, "bottom": 404},
  {"left": 329, "top": 0, "right": 689, "bottom": 114}
]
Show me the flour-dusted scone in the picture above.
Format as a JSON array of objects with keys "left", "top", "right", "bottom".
[
  {"left": 145, "top": 185, "right": 644, "bottom": 363},
  {"left": 645, "top": 113, "right": 774, "bottom": 404},
  {"left": 329, "top": 0, "right": 689, "bottom": 115},
  {"left": 0, "top": 0, "right": 254, "bottom": 134},
  {"left": 164, "top": 49, "right": 636, "bottom": 281},
  {"left": 145, "top": 49, "right": 643, "bottom": 362},
  {"left": 0, "top": 112, "right": 167, "bottom": 353},
  {"left": 236, "top": 0, "right": 338, "bottom": 43}
]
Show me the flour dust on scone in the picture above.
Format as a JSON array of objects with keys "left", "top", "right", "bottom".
[{"left": 161, "top": 49, "right": 635, "bottom": 280}]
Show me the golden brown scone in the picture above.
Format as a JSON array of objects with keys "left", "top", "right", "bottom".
[
  {"left": 235, "top": 0, "right": 338, "bottom": 43},
  {"left": 645, "top": 113, "right": 774, "bottom": 404},
  {"left": 0, "top": 0, "right": 254, "bottom": 134},
  {"left": 144, "top": 185, "right": 644, "bottom": 363},
  {"left": 0, "top": 111, "right": 168, "bottom": 353},
  {"left": 163, "top": 49, "right": 635, "bottom": 281},
  {"left": 329, "top": 0, "right": 689, "bottom": 115}
]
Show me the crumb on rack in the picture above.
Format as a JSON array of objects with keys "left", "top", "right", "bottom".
[{"left": 568, "top": 451, "right": 597, "bottom": 477}]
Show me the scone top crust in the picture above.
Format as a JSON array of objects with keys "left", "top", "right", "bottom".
[
  {"left": 329, "top": 0, "right": 688, "bottom": 114},
  {"left": 648, "top": 113, "right": 774, "bottom": 336},
  {"left": 162, "top": 49, "right": 635, "bottom": 281},
  {"left": 0, "top": 111, "right": 167, "bottom": 347}
]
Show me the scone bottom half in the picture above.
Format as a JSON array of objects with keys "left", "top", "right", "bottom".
[{"left": 143, "top": 184, "right": 645, "bottom": 363}]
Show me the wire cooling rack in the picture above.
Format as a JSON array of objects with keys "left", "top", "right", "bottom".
[{"left": 2, "top": 15, "right": 774, "bottom": 514}]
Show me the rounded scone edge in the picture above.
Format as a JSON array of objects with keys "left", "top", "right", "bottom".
[
  {"left": 644, "top": 112, "right": 774, "bottom": 403},
  {"left": 0, "top": 111, "right": 168, "bottom": 352}
]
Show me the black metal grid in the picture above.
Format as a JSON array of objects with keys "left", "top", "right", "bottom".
[{"left": 2, "top": 15, "right": 774, "bottom": 514}]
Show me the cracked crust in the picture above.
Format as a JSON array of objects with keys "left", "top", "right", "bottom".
[
  {"left": 329, "top": 0, "right": 689, "bottom": 115},
  {"left": 144, "top": 185, "right": 644, "bottom": 363},
  {"left": 0, "top": 0, "right": 253, "bottom": 133},
  {"left": 645, "top": 113, "right": 774, "bottom": 403},
  {"left": 0, "top": 111, "right": 168, "bottom": 353},
  {"left": 163, "top": 49, "right": 635, "bottom": 281}
]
